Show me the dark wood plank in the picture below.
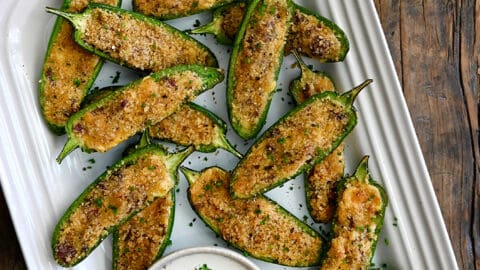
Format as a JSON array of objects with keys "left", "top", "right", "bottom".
[
  {"left": 0, "top": 187, "right": 27, "bottom": 270},
  {"left": 374, "top": 0, "right": 479, "bottom": 269}
]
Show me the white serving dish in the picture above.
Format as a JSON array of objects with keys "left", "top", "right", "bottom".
[{"left": 0, "top": 0, "right": 458, "bottom": 269}]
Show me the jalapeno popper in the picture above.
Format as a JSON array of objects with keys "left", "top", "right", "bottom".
[
  {"left": 182, "top": 167, "right": 324, "bottom": 267},
  {"left": 84, "top": 87, "right": 241, "bottom": 158},
  {"left": 227, "top": 0, "right": 293, "bottom": 139},
  {"left": 133, "top": 0, "right": 236, "bottom": 20},
  {"left": 286, "top": 4, "right": 349, "bottom": 62},
  {"left": 192, "top": 2, "right": 349, "bottom": 62},
  {"left": 190, "top": 2, "right": 247, "bottom": 45},
  {"left": 321, "top": 156, "right": 387, "bottom": 270},
  {"left": 289, "top": 51, "right": 343, "bottom": 223},
  {"left": 57, "top": 65, "right": 223, "bottom": 163},
  {"left": 112, "top": 191, "right": 175, "bottom": 270},
  {"left": 230, "top": 80, "right": 372, "bottom": 199},
  {"left": 39, "top": 0, "right": 121, "bottom": 135},
  {"left": 149, "top": 102, "right": 242, "bottom": 158},
  {"left": 45, "top": 4, "right": 218, "bottom": 72},
  {"left": 52, "top": 145, "right": 191, "bottom": 267}
]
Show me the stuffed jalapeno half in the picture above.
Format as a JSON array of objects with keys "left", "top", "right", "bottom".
[
  {"left": 182, "top": 166, "right": 325, "bottom": 267},
  {"left": 321, "top": 156, "right": 388, "bottom": 269},
  {"left": 286, "top": 4, "right": 349, "bottom": 62},
  {"left": 190, "top": 2, "right": 247, "bottom": 45},
  {"left": 289, "top": 51, "right": 343, "bottom": 223},
  {"left": 52, "top": 145, "right": 191, "bottom": 267},
  {"left": 192, "top": 2, "right": 349, "bottom": 62},
  {"left": 230, "top": 80, "right": 372, "bottom": 198},
  {"left": 112, "top": 191, "right": 175, "bottom": 270},
  {"left": 45, "top": 4, "right": 218, "bottom": 73},
  {"left": 39, "top": 0, "right": 121, "bottom": 134},
  {"left": 227, "top": 0, "right": 293, "bottom": 139},
  {"left": 83, "top": 87, "right": 241, "bottom": 158},
  {"left": 57, "top": 65, "right": 223, "bottom": 163},
  {"left": 149, "top": 102, "right": 242, "bottom": 158},
  {"left": 133, "top": 0, "right": 237, "bottom": 20}
]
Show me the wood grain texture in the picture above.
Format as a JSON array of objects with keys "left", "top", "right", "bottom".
[
  {"left": 374, "top": 0, "right": 479, "bottom": 269},
  {"left": 0, "top": 1, "right": 478, "bottom": 269},
  {"left": 0, "top": 187, "right": 26, "bottom": 270}
]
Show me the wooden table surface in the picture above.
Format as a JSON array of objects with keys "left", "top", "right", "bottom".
[{"left": 0, "top": 1, "right": 478, "bottom": 269}]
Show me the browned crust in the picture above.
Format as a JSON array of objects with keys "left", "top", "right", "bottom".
[
  {"left": 54, "top": 154, "right": 172, "bottom": 265},
  {"left": 41, "top": 0, "right": 119, "bottom": 128},
  {"left": 307, "top": 145, "right": 344, "bottom": 222},
  {"left": 82, "top": 8, "right": 213, "bottom": 71},
  {"left": 230, "top": 0, "right": 290, "bottom": 132},
  {"left": 115, "top": 195, "right": 174, "bottom": 270},
  {"left": 286, "top": 9, "right": 342, "bottom": 61},
  {"left": 189, "top": 168, "right": 323, "bottom": 266},
  {"left": 321, "top": 182, "right": 383, "bottom": 269},
  {"left": 231, "top": 99, "right": 349, "bottom": 196},
  {"left": 149, "top": 105, "right": 220, "bottom": 148},
  {"left": 71, "top": 72, "right": 203, "bottom": 152}
]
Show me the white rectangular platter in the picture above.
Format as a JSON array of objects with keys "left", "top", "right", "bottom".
[{"left": 0, "top": 0, "right": 458, "bottom": 269}]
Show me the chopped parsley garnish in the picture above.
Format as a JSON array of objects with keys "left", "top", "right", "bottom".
[
  {"left": 111, "top": 71, "right": 121, "bottom": 84},
  {"left": 193, "top": 19, "right": 201, "bottom": 27}
]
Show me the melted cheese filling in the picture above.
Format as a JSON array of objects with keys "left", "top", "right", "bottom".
[
  {"left": 83, "top": 8, "right": 214, "bottom": 71},
  {"left": 189, "top": 168, "right": 323, "bottom": 266},
  {"left": 71, "top": 72, "right": 203, "bottom": 152},
  {"left": 54, "top": 153, "right": 172, "bottom": 265}
]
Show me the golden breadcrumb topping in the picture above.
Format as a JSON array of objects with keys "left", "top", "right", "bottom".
[
  {"left": 231, "top": 98, "right": 349, "bottom": 197},
  {"left": 292, "top": 69, "right": 335, "bottom": 104},
  {"left": 321, "top": 181, "right": 383, "bottom": 270},
  {"left": 221, "top": 3, "right": 247, "bottom": 39},
  {"left": 286, "top": 9, "right": 342, "bottom": 62},
  {"left": 291, "top": 66, "right": 342, "bottom": 223},
  {"left": 133, "top": 0, "right": 220, "bottom": 18},
  {"left": 307, "top": 145, "right": 344, "bottom": 222},
  {"left": 42, "top": 22, "right": 100, "bottom": 127},
  {"left": 54, "top": 154, "right": 173, "bottom": 265},
  {"left": 230, "top": 0, "right": 290, "bottom": 133},
  {"left": 189, "top": 168, "right": 323, "bottom": 266},
  {"left": 115, "top": 194, "right": 174, "bottom": 270},
  {"left": 149, "top": 105, "right": 220, "bottom": 148},
  {"left": 82, "top": 8, "right": 214, "bottom": 71},
  {"left": 41, "top": 0, "right": 118, "bottom": 128},
  {"left": 71, "top": 72, "right": 203, "bottom": 152},
  {"left": 69, "top": 0, "right": 118, "bottom": 12}
]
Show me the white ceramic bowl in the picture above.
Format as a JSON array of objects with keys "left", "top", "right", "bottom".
[{"left": 149, "top": 246, "right": 260, "bottom": 270}]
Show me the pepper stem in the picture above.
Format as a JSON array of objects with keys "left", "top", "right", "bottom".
[
  {"left": 352, "top": 156, "right": 370, "bottom": 182},
  {"left": 180, "top": 167, "right": 200, "bottom": 185},
  {"left": 341, "top": 79, "right": 373, "bottom": 105},
  {"left": 189, "top": 19, "right": 221, "bottom": 36},
  {"left": 56, "top": 138, "right": 79, "bottom": 164},
  {"left": 45, "top": 7, "right": 83, "bottom": 30},
  {"left": 216, "top": 134, "right": 243, "bottom": 159},
  {"left": 138, "top": 129, "right": 152, "bottom": 149},
  {"left": 292, "top": 50, "right": 309, "bottom": 76},
  {"left": 165, "top": 146, "right": 194, "bottom": 172}
]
